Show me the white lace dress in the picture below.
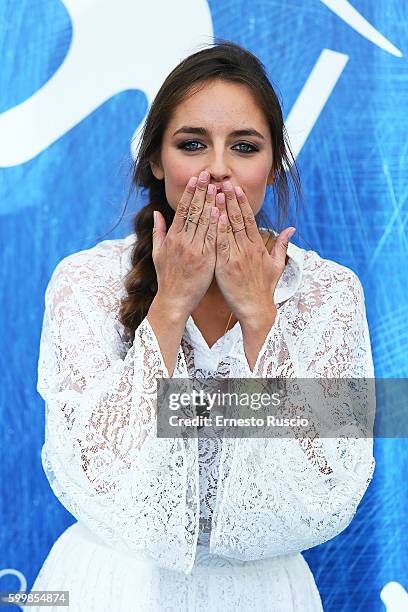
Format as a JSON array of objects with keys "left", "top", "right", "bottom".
[{"left": 27, "top": 232, "right": 375, "bottom": 611}]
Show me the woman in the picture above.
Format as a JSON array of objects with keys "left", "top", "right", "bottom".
[{"left": 29, "top": 42, "right": 375, "bottom": 611}]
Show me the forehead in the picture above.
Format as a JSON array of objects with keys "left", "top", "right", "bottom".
[{"left": 167, "top": 80, "right": 268, "bottom": 132}]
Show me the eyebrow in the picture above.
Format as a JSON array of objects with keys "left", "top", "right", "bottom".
[{"left": 172, "top": 126, "right": 265, "bottom": 140}]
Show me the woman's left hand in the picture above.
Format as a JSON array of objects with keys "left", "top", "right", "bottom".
[{"left": 215, "top": 182, "right": 296, "bottom": 324}]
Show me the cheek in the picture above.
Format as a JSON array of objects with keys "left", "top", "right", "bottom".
[
  {"left": 240, "top": 154, "right": 271, "bottom": 186},
  {"left": 163, "top": 171, "right": 188, "bottom": 210},
  {"left": 247, "top": 160, "right": 271, "bottom": 187},
  {"left": 161, "top": 153, "right": 196, "bottom": 209},
  {"left": 241, "top": 166, "right": 271, "bottom": 212},
  {"left": 167, "top": 163, "right": 188, "bottom": 185}
]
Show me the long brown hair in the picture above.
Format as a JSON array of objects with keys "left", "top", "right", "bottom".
[{"left": 115, "top": 40, "right": 304, "bottom": 343}]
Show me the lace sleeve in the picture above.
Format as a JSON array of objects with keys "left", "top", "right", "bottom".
[
  {"left": 275, "top": 271, "right": 375, "bottom": 555},
  {"left": 221, "top": 267, "right": 376, "bottom": 559},
  {"left": 37, "top": 252, "right": 197, "bottom": 572}
]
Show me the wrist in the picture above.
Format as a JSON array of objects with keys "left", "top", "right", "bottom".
[
  {"left": 149, "top": 292, "right": 190, "bottom": 326},
  {"left": 239, "top": 303, "right": 277, "bottom": 334}
]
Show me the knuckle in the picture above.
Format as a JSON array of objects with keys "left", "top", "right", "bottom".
[
  {"left": 189, "top": 204, "right": 201, "bottom": 214},
  {"left": 176, "top": 204, "right": 189, "bottom": 216},
  {"left": 231, "top": 213, "right": 243, "bottom": 224},
  {"left": 198, "top": 215, "right": 210, "bottom": 227},
  {"left": 191, "top": 194, "right": 204, "bottom": 207},
  {"left": 254, "top": 242, "right": 264, "bottom": 255},
  {"left": 244, "top": 215, "right": 256, "bottom": 225},
  {"left": 175, "top": 241, "right": 185, "bottom": 256}
]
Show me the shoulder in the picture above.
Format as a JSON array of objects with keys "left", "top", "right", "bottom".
[
  {"left": 260, "top": 228, "right": 364, "bottom": 307},
  {"left": 46, "top": 233, "right": 137, "bottom": 298},
  {"left": 300, "top": 248, "right": 365, "bottom": 308},
  {"left": 261, "top": 226, "right": 362, "bottom": 290}
]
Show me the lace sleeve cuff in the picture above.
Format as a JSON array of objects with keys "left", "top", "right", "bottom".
[
  {"left": 233, "top": 308, "right": 283, "bottom": 378},
  {"left": 138, "top": 317, "right": 189, "bottom": 379}
]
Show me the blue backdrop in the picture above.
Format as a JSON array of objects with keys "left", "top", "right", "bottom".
[{"left": 0, "top": 1, "right": 407, "bottom": 610}]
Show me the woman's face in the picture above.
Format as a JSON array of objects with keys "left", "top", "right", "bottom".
[{"left": 150, "top": 79, "right": 275, "bottom": 216}]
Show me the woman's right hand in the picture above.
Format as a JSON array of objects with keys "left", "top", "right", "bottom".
[{"left": 151, "top": 171, "right": 220, "bottom": 318}]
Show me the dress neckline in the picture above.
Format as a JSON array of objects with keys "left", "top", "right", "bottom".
[{"left": 185, "top": 315, "right": 240, "bottom": 354}]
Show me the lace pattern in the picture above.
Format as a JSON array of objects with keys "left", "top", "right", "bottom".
[{"left": 37, "top": 234, "right": 375, "bottom": 574}]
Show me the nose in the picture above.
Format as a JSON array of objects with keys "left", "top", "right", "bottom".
[{"left": 204, "top": 149, "right": 232, "bottom": 188}]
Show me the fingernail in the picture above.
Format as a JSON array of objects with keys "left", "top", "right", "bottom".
[
  {"left": 153, "top": 211, "right": 157, "bottom": 226},
  {"left": 223, "top": 180, "right": 232, "bottom": 191},
  {"left": 199, "top": 171, "right": 209, "bottom": 181},
  {"left": 288, "top": 228, "right": 296, "bottom": 240},
  {"left": 207, "top": 184, "right": 215, "bottom": 195},
  {"left": 188, "top": 176, "right": 198, "bottom": 187},
  {"left": 220, "top": 213, "right": 228, "bottom": 224},
  {"left": 234, "top": 186, "right": 243, "bottom": 196}
]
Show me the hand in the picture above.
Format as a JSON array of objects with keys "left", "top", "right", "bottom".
[
  {"left": 152, "top": 172, "right": 219, "bottom": 318},
  {"left": 214, "top": 181, "right": 296, "bottom": 324}
]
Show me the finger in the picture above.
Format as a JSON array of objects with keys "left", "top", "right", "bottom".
[
  {"left": 171, "top": 176, "right": 198, "bottom": 234},
  {"left": 215, "top": 189, "right": 227, "bottom": 215},
  {"left": 184, "top": 171, "right": 211, "bottom": 240},
  {"left": 203, "top": 205, "right": 220, "bottom": 256},
  {"left": 216, "top": 192, "right": 239, "bottom": 256},
  {"left": 233, "top": 185, "right": 259, "bottom": 243},
  {"left": 222, "top": 181, "right": 247, "bottom": 248},
  {"left": 216, "top": 212, "right": 233, "bottom": 265},
  {"left": 270, "top": 227, "right": 296, "bottom": 263},
  {"left": 193, "top": 182, "right": 216, "bottom": 251},
  {"left": 152, "top": 210, "right": 167, "bottom": 259}
]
